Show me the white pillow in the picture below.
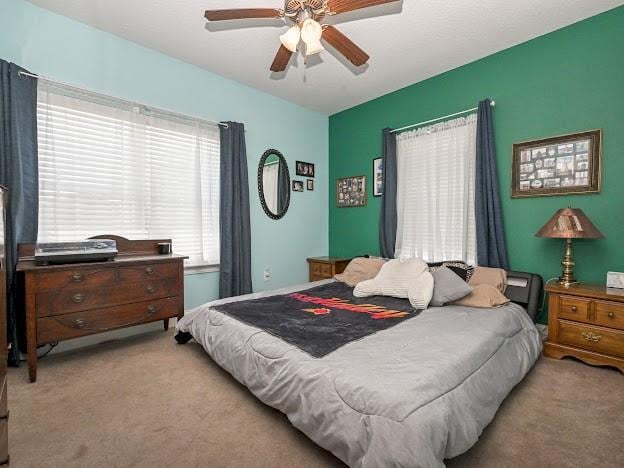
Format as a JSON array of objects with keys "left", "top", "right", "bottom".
[
  {"left": 354, "top": 258, "right": 434, "bottom": 309},
  {"left": 408, "top": 272, "right": 434, "bottom": 309}
]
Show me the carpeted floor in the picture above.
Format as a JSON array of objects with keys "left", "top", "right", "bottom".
[{"left": 7, "top": 330, "right": 624, "bottom": 468}]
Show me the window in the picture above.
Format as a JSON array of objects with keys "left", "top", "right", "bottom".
[
  {"left": 36, "top": 82, "right": 220, "bottom": 267},
  {"left": 395, "top": 114, "right": 477, "bottom": 264}
]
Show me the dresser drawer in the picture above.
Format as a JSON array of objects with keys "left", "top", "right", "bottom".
[
  {"left": 118, "top": 262, "right": 180, "bottom": 283},
  {"left": 36, "top": 267, "right": 118, "bottom": 292},
  {"left": 0, "top": 417, "right": 6, "bottom": 466},
  {"left": 558, "top": 320, "right": 624, "bottom": 358},
  {"left": 0, "top": 374, "right": 9, "bottom": 418},
  {"left": 557, "top": 296, "right": 591, "bottom": 322},
  {"left": 0, "top": 375, "right": 6, "bottom": 420},
  {"left": 593, "top": 300, "right": 624, "bottom": 331},
  {"left": 37, "top": 296, "right": 179, "bottom": 343},
  {"left": 36, "top": 279, "right": 178, "bottom": 317}
]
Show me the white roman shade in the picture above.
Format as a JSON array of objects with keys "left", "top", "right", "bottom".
[{"left": 36, "top": 81, "right": 220, "bottom": 267}]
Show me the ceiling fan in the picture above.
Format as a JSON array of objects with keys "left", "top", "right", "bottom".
[{"left": 204, "top": 1, "right": 400, "bottom": 72}]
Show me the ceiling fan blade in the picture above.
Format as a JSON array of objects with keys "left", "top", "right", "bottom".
[
  {"left": 270, "top": 45, "right": 294, "bottom": 72},
  {"left": 204, "top": 8, "right": 283, "bottom": 21},
  {"left": 322, "top": 25, "right": 369, "bottom": 67},
  {"left": 327, "top": 0, "right": 400, "bottom": 15}
]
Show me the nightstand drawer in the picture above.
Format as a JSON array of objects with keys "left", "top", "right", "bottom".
[
  {"left": 309, "top": 262, "right": 333, "bottom": 279},
  {"left": 558, "top": 296, "right": 591, "bottom": 322},
  {"left": 307, "top": 257, "right": 352, "bottom": 282},
  {"left": 558, "top": 320, "right": 624, "bottom": 358},
  {"left": 594, "top": 300, "right": 624, "bottom": 330}
]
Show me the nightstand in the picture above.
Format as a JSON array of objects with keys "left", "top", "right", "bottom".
[
  {"left": 307, "top": 257, "right": 352, "bottom": 282},
  {"left": 544, "top": 281, "right": 624, "bottom": 373}
]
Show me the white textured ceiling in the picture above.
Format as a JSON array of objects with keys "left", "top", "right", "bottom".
[{"left": 26, "top": 0, "right": 623, "bottom": 115}]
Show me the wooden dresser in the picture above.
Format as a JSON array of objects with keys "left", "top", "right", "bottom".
[
  {"left": 0, "top": 187, "right": 9, "bottom": 465},
  {"left": 544, "top": 281, "right": 624, "bottom": 373},
  {"left": 307, "top": 257, "right": 351, "bottom": 282},
  {"left": 17, "top": 236, "right": 187, "bottom": 382}
]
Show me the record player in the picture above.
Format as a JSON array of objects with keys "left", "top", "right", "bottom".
[{"left": 34, "top": 239, "right": 118, "bottom": 265}]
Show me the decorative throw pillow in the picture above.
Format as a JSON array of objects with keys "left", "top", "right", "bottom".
[
  {"left": 408, "top": 271, "right": 435, "bottom": 309},
  {"left": 430, "top": 266, "right": 474, "bottom": 307},
  {"left": 334, "top": 257, "right": 387, "bottom": 287},
  {"left": 469, "top": 267, "right": 507, "bottom": 292},
  {"left": 428, "top": 261, "right": 475, "bottom": 282},
  {"left": 354, "top": 258, "right": 434, "bottom": 309},
  {"left": 452, "top": 284, "right": 510, "bottom": 308}
]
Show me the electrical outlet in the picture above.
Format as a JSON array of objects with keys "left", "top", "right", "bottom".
[{"left": 263, "top": 269, "right": 271, "bottom": 282}]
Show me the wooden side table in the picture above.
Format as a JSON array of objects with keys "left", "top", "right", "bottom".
[
  {"left": 307, "top": 257, "right": 352, "bottom": 282},
  {"left": 544, "top": 281, "right": 624, "bottom": 373}
]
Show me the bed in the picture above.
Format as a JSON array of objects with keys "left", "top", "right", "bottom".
[{"left": 175, "top": 271, "right": 543, "bottom": 467}]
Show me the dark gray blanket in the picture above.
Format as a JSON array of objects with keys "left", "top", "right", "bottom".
[{"left": 214, "top": 282, "right": 420, "bottom": 357}]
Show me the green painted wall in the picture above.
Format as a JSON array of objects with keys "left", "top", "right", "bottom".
[{"left": 329, "top": 7, "right": 624, "bottom": 321}]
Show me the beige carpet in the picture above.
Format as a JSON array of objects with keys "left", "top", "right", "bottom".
[{"left": 7, "top": 330, "right": 624, "bottom": 468}]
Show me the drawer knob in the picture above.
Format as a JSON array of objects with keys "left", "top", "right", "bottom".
[
  {"left": 72, "top": 293, "right": 85, "bottom": 303},
  {"left": 581, "top": 331, "right": 602, "bottom": 343},
  {"left": 571, "top": 306, "right": 578, "bottom": 312},
  {"left": 146, "top": 285, "right": 156, "bottom": 294},
  {"left": 73, "top": 319, "right": 87, "bottom": 329},
  {"left": 71, "top": 272, "right": 83, "bottom": 282},
  {"left": 145, "top": 266, "right": 154, "bottom": 275},
  {"left": 608, "top": 312, "right": 615, "bottom": 318},
  {"left": 147, "top": 305, "right": 157, "bottom": 315}
]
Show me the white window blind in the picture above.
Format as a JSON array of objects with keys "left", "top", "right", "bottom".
[
  {"left": 395, "top": 114, "right": 477, "bottom": 264},
  {"left": 36, "top": 81, "right": 220, "bottom": 267}
]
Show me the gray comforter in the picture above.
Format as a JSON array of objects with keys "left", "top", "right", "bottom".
[{"left": 176, "top": 280, "right": 542, "bottom": 467}]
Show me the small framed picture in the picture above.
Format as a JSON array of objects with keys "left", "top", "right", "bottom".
[
  {"left": 511, "top": 130, "right": 601, "bottom": 198},
  {"left": 296, "top": 161, "right": 315, "bottom": 178},
  {"left": 292, "top": 180, "right": 304, "bottom": 192},
  {"left": 307, "top": 179, "right": 314, "bottom": 191},
  {"left": 336, "top": 175, "right": 366, "bottom": 208},
  {"left": 373, "top": 157, "right": 383, "bottom": 197}
]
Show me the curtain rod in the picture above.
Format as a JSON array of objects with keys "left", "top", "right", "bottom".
[
  {"left": 390, "top": 100, "right": 495, "bottom": 134},
  {"left": 17, "top": 70, "right": 229, "bottom": 129}
]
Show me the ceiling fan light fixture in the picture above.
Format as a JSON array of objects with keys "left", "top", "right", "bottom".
[
  {"left": 280, "top": 25, "right": 301, "bottom": 53},
  {"left": 300, "top": 18, "right": 323, "bottom": 45}
]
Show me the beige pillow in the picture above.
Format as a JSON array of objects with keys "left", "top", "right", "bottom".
[
  {"left": 452, "top": 284, "right": 510, "bottom": 308},
  {"left": 469, "top": 267, "right": 507, "bottom": 292},
  {"left": 334, "top": 257, "right": 387, "bottom": 287}
]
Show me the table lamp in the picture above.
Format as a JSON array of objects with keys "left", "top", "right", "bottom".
[{"left": 535, "top": 207, "right": 603, "bottom": 287}]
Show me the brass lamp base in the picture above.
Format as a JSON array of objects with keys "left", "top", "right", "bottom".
[{"left": 558, "top": 238, "right": 579, "bottom": 287}]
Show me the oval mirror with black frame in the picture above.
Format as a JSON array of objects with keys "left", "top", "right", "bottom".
[{"left": 258, "top": 149, "right": 290, "bottom": 220}]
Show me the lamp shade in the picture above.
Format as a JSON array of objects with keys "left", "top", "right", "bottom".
[
  {"left": 280, "top": 25, "right": 301, "bottom": 53},
  {"left": 305, "top": 40, "right": 325, "bottom": 56},
  {"left": 535, "top": 207, "right": 604, "bottom": 239},
  {"left": 300, "top": 19, "right": 322, "bottom": 44}
]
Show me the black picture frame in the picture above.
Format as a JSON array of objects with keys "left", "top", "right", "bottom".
[
  {"left": 336, "top": 175, "right": 366, "bottom": 208},
  {"left": 296, "top": 161, "right": 315, "bottom": 178},
  {"left": 307, "top": 179, "right": 314, "bottom": 191},
  {"left": 292, "top": 180, "right": 304, "bottom": 192},
  {"left": 373, "top": 157, "right": 383, "bottom": 197}
]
